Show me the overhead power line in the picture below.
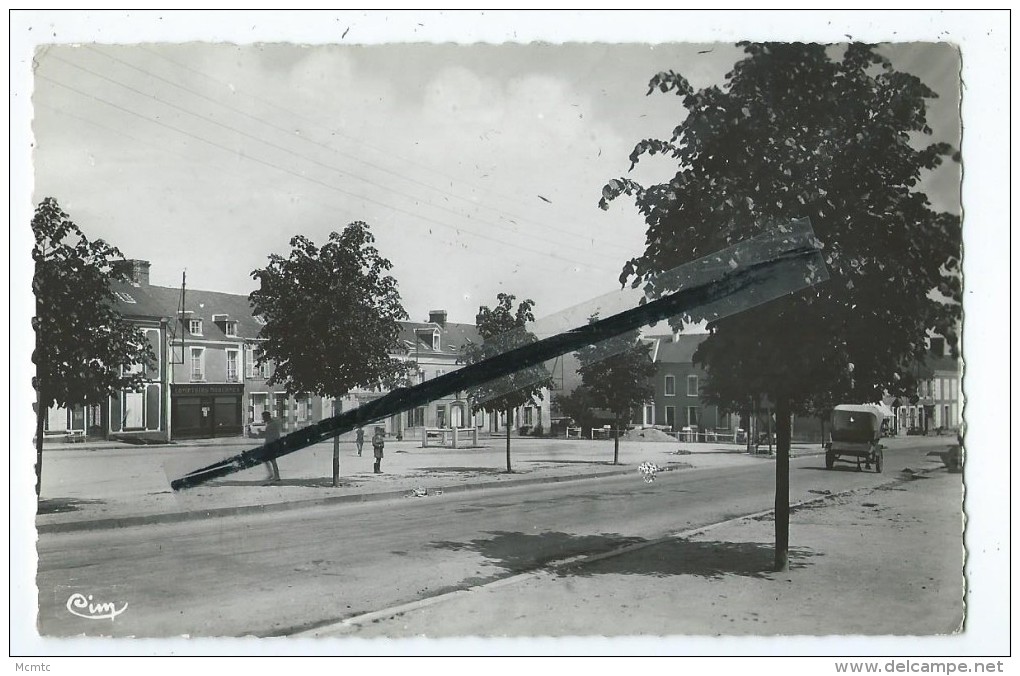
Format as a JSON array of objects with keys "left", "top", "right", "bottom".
[
  {"left": 131, "top": 44, "right": 638, "bottom": 248},
  {"left": 36, "top": 73, "right": 616, "bottom": 277},
  {"left": 52, "top": 51, "right": 630, "bottom": 267}
]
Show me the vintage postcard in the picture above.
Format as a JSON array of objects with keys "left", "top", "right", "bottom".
[{"left": 9, "top": 9, "right": 1009, "bottom": 667}]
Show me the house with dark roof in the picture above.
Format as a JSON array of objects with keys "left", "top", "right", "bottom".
[
  {"left": 638, "top": 333, "right": 733, "bottom": 436},
  {"left": 43, "top": 262, "right": 172, "bottom": 443},
  {"left": 108, "top": 261, "right": 331, "bottom": 441},
  {"left": 385, "top": 310, "right": 551, "bottom": 438},
  {"left": 48, "top": 260, "right": 551, "bottom": 443}
]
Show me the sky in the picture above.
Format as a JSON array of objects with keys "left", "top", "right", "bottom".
[
  {"left": 10, "top": 11, "right": 1011, "bottom": 658},
  {"left": 27, "top": 24, "right": 962, "bottom": 327}
]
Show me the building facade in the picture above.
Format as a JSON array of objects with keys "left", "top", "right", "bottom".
[
  {"left": 887, "top": 337, "right": 962, "bottom": 435},
  {"left": 638, "top": 334, "right": 732, "bottom": 435},
  {"left": 43, "top": 260, "right": 549, "bottom": 444}
]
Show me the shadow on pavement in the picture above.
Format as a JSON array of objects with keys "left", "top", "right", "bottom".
[
  {"left": 415, "top": 466, "right": 522, "bottom": 475},
  {"left": 430, "top": 530, "right": 645, "bottom": 572},
  {"left": 524, "top": 459, "right": 623, "bottom": 466},
  {"left": 569, "top": 539, "right": 816, "bottom": 579},
  {"left": 211, "top": 478, "right": 359, "bottom": 488},
  {"left": 37, "top": 497, "right": 106, "bottom": 514},
  {"left": 431, "top": 530, "right": 816, "bottom": 579}
]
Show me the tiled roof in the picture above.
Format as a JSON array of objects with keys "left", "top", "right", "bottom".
[
  {"left": 111, "top": 277, "right": 485, "bottom": 350},
  {"left": 647, "top": 333, "right": 709, "bottom": 364},
  {"left": 398, "top": 321, "right": 481, "bottom": 355},
  {"left": 108, "top": 281, "right": 262, "bottom": 341}
]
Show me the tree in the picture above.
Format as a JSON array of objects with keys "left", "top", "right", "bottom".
[
  {"left": 602, "top": 43, "right": 961, "bottom": 570},
  {"left": 553, "top": 384, "right": 599, "bottom": 436},
  {"left": 575, "top": 323, "right": 656, "bottom": 464},
  {"left": 249, "top": 223, "right": 411, "bottom": 487},
  {"left": 32, "top": 198, "right": 155, "bottom": 496},
  {"left": 461, "top": 294, "right": 553, "bottom": 473}
]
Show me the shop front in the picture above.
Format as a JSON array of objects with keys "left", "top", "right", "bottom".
[{"left": 171, "top": 383, "right": 244, "bottom": 439}]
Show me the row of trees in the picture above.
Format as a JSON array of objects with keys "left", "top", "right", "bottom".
[
  {"left": 34, "top": 44, "right": 960, "bottom": 578},
  {"left": 31, "top": 199, "right": 556, "bottom": 491}
]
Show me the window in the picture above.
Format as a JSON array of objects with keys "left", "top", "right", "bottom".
[
  {"left": 407, "top": 407, "right": 425, "bottom": 428},
  {"left": 664, "top": 375, "right": 676, "bottom": 396},
  {"left": 113, "top": 290, "right": 136, "bottom": 304},
  {"left": 258, "top": 348, "right": 270, "bottom": 379},
  {"left": 225, "top": 322, "right": 237, "bottom": 337},
  {"left": 296, "top": 395, "right": 310, "bottom": 422},
  {"left": 226, "top": 350, "right": 239, "bottom": 382},
  {"left": 523, "top": 407, "right": 534, "bottom": 426},
  {"left": 432, "top": 332, "right": 440, "bottom": 351},
  {"left": 686, "top": 406, "right": 700, "bottom": 427},
  {"left": 123, "top": 391, "right": 145, "bottom": 430},
  {"left": 189, "top": 319, "right": 203, "bottom": 336},
  {"left": 250, "top": 393, "right": 268, "bottom": 423},
  {"left": 436, "top": 405, "right": 447, "bottom": 428},
  {"left": 687, "top": 375, "right": 699, "bottom": 397},
  {"left": 643, "top": 404, "right": 654, "bottom": 426},
  {"left": 189, "top": 348, "right": 205, "bottom": 381},
  {"left": 664, "top": 406, "right": 676, "bottom": 429}
]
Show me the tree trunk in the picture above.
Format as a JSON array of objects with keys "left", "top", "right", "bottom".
[
  {"left": 774, "top": 396, "right": 792, "bottom": 572},
  {"left": 747, "top": 397, "right": 755, "bottom": 453},
  {"left": 332, "top": 434, "right": 340, "bottom": 488},
  {"left": 613, "top": 412, "right": 620, "bottom": 465},
  {"left": 505, "top": 407, "right": 512, "bottom": 473},
  {"left": 35, "top": 393, "right": 45, "bottom": 498},
  {"left": 767, "top": 406, "right": 773, "bottom": 454}
]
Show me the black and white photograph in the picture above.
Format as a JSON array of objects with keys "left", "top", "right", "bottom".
[{"left": 10, "top": 9, "right": 1010, "bottom": 666}]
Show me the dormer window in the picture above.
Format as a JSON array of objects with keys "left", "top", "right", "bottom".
[
  {"left": 189, "top": 319, "right": 203, "bottom": 336},
  {"left": 113, "top": 290, "right": 137, "bottom": 304},
  {"left": 414, "top": 327, "right": 441, "bottom": 352},
  {"left": 225, "top": 322, "right": 237, "bottom": 337}
]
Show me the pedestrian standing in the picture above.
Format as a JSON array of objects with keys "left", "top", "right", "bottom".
[
  {"left": 356, "top": 427, "right": 364, "bottom": 456},
  {"left": 372, "top": 427, "right": 385, "bottom": 473},
  {"left": 261, "top": 411, "right": 281, "bottom": 482}
]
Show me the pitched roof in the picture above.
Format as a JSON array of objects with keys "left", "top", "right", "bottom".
[
  {"left": 398, "top": 321, "right": 481, "bottom": 355},
  {"left": 108, "top": 281, "right": 261, "bottom": 341},
  {"left": 647, "top": 333, "right": 709, "bottom": 364}
]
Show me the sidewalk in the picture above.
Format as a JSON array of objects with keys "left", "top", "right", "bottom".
[
  {"left": 35, "top": 436, "right": 822, "bottom": 532},
  {"left": 328, "top": 465, "right": 965, "bottom": 638}
]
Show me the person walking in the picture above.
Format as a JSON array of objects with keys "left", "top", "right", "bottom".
[
  {"left": 355, "top": 427, "right": 365, "bottom": 456},
  {"left": 261, "top": 411, "right": 281, "bottom": 482},
  {"left": 372, "top": 427, "right": 385, "bottom": 473}
]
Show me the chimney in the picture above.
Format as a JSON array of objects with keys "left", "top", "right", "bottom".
[
  {"left": 476, "top": 308, "right": 486, "bottom": 327},
  {"left": 429, "top": 309, "right": 447, "bottom": 327},
  {"left": 113, "top": 259, "right": 150, "bottom": 287}
]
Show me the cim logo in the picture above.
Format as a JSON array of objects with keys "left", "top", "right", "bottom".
[{"left": 65, "top": 592, "right": 128, "bottom": 621}]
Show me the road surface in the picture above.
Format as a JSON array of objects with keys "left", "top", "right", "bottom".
[{"left": 36, "top": 440, "right": 945, "bottom": 637}]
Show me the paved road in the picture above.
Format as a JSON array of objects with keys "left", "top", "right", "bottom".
[{"left": 36, "top": 440, "right": 945, "bottom": 637}]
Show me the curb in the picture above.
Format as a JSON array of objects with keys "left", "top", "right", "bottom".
[{"left": 37, "top": 464, "right": 674, "bottom": 534}]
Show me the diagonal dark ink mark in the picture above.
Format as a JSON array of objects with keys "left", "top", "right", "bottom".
[{"left": 170, "top": 219, "right": 826, "bottom": 491}]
